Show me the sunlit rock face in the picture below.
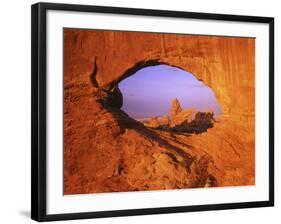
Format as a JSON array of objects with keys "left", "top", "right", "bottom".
[
  {"left": 171, "top": 99, "right": 182, "bottom": 123},
  {"left": 148, "top": 117, "right": 160, "bottom": 128},
  {"left": 171, "top": 99, "right": 197, "bottom": 127},
  {"left": 64, "top": 28, "right": 255, "bottom": 118},
  {"left": 162, "top": 115, "right": 170, "bottom": 126},
  {"left": 63, "top": 29, "right": 255, "bottom": 194}
]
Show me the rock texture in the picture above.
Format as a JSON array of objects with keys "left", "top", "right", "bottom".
[
  {"left": 162, "top": 115, "right": 170, "bottom": 126},
  {"left": 148, "top": 117, "right": 160, "bottom": 128},
  {"left": 63, "top": 29, "right": 255, "bottom": 194},
  {"left": 171, "top": 99, "right": 182, "bottom": 121},
  {"left": 171, "top": 108, "right": 197, "bottom": 127}
]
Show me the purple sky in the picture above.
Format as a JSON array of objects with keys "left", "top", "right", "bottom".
[{"left": 119, "top": 65, "right": 221, "bottom": 119}]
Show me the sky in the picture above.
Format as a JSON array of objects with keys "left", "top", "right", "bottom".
[{"left": 119, "top": 65, "right": 221, "bottom": 119}]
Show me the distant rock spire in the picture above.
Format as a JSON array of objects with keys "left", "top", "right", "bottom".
[{"left": 171, "top": 98, "right": 182, "bottom": 123}]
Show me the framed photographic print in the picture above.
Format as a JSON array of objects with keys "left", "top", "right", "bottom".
[{"left": 31, "top": 2, "right": 274, "bottom": 222}]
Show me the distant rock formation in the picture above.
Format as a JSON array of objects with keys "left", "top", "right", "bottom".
[
  {"left": 143, "top": 99, "right": 215, "bottom": 134},
  {"left": 195, "top": 111, "right": 214, "bottom": 122},
  {"left": 172, "top": 110, "right": 214, "bottom": 134},
  {"left": 171, "top": 99, "right": 182, "bottom": 123},
  {"left": 171, "top": 99, "right": 197, "bottom": 127},
  {"left": 148, "top": 116, "right": 160, "bottom": 128},
  {"left": 171, "top": 108, "right": 197, "bottom": 127},
  {"left": 205, "top": 108, "right": 214, "bottom": 115},
  {"left": 204, "top": 109, "right": 216, "bottom": 122},
  {"left": 162, "top": 115, "right": 170, "bottom": 126},
  {"left": 141, "top": 99, "right": 216, "bottom": 135}
]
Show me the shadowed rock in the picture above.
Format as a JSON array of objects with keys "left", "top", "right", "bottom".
[
  {"left": 107, "top": 86, "right": 123, "bottom": 109},
  {"left": 171, "top": 111, "right": 214, "bottom": 134}
]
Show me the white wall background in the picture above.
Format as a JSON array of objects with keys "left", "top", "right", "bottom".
[{"left": 0, "top": 0, "right": 279, "bottom": 223}]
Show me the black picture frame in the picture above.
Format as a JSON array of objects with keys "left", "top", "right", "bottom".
[{"left": 31, "top": 2, "right": 274, "bottom": 222}]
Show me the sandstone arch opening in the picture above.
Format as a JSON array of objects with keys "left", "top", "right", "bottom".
[
  {"left": 119, "top": 64, "right": 221, "bottom": 134},
  {"left": 63, "top": 29, "right": 256, "bottom": 195}
]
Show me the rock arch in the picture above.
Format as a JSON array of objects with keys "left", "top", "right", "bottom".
[
  {"left": 102, "top": 59, "right": 216, "bottom": 111},
  {"left": 63, "top": 28, "right": 255, "bottom": 194},
  {"left": 64, "top": 28, "right": 255, "bottom": 120}
]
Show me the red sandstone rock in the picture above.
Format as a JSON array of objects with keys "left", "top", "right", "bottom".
[
  {"left": 170, "top": 99, "right": 197, "bottom": 126},
  {"left": 171, "top": 99, "right": 182, "bottom": 123},
  {"left": 148, "top": 117, "right": 160, "bottom": 128},
  {"left": 171, "top": 108, "right": 197, "bottom": 127},
  {"left": 162, "top": 115, "right": 170, "bottom": 126},
  {"left": 63, "top": 29, "right": 255, "bottom": 194}
]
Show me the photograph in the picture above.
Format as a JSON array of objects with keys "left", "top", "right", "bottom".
[
  {"left": 63, "top": 28, "right": 255, "bottom": 195},
  {"left": 0, "top": 0, "right": 277, "bottom": 223},
  {"left": 30, "top": 2, "right": 274, "bottom": 222}
]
